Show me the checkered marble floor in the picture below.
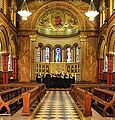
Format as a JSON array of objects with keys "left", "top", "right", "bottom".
[{"left": 33, "top": 91, "right": 81, "bottom": 120}]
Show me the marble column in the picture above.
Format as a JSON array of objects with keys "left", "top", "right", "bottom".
[
  {"left": 42, "top": 48, "right": 45, "bottom": 62},
  {"left": 12, "top": 57, "right": 18, "bottom": 80},
  {"left": 107, "top": 54, "right": 114, "bottom": 85},
  {"left": 29, "top": 35, "right": 36, "bottom": 81},
  {"left": 98, "top": 58, "right": 104, "bottom": 80},
  {"left": 2, "top": 53, "right": 9, "bottom": 84},
  {"left": 73, "top": 48, "right": 75, "bottom": 62},
  {"left": 71, "top": 48, "right": 73, "bottom": 62},
  {"left": 62, "top": 49, "right": 64, "bottom": 62},
  {"left": 52, "top": 49, "right": 54, "bottom": 62}
]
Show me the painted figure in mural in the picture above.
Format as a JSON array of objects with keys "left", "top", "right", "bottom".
[{"left": 55, "top": 16, "right": 62, "bottom": 26}]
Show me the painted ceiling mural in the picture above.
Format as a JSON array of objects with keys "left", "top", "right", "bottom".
[{"left": 36, "top": 9, "right": 80, "bottom": 37}]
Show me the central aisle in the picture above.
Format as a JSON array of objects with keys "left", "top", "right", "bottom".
[{"left": 33, "top": 91, "right": 81, "bottom": 120}]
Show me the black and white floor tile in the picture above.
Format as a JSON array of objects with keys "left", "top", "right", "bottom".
[{"left": 33, "top": 91, "right": 81, "bottom": 120}]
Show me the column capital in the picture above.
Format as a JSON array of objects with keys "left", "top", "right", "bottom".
[
  {"left": 29, "top": 35, "right": 37, "bottom": 42},
  {"left": 12, "top": 57, "right": 18, "bottom": 60},
  {"left": 2, "top": 53, "right": 10, "bottom": 56},
  {"left": 79, "top": 35, "right": 87, "bottom": 42},
  {"left": 106, "top": 54, "right": 114, "bottom": 57},
  {"left": 98, "top": 58, "right": 104, "bottom": 61}
]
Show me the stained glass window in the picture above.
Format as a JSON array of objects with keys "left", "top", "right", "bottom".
[
  {"left": 8, "top": 54, "right": 12, "bottom": 70},
  {"left": 76, "top": 47, "right": 79, "bottom": 62},
  {"left": 45, "top": 47, "right": 50, "bottom": 62},
  {"left": 55, "top": 47, "right": 61, "bottom": 62},
  {"left": 104, "top": 55, "right": 108, "bottom": 72},
  {"left": 8, "top": 45, "right": 12, "bottom": 71},
  {"left": 66, "top": 47, "right": 71, "bottom": 63},
  {"left": 37, "top": 47, "right": 41, "bottom": 62}
]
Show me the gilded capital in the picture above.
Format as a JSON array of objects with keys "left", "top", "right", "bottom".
[
  {"left": 79, "top": 35, "right": 87, "bottom": 42},
  {"left": 29, "top": 35, "right": 37, "bottom": 42}
]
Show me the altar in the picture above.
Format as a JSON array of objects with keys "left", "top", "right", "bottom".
[
  {"left": 35, "top": 62, "right": 81, "bottom": 81},
  {"left": 50, "top": 62, "right": 66, "bottom": 73}
]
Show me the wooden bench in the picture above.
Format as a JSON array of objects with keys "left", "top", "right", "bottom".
[
  {"left": 92, "top": 88, "right": 115, "bottom": 116},
  {"left": 0, "top": 87, "right": 23, "bottom": 115},
  {"left": 70, "top": 87, "right": 92, "bottom": 116},
  {"left": 22, "top": 84, "right": 46, "bottom": 115}
]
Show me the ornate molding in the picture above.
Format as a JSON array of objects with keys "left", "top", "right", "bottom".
[
  {"left": 29, "top": 35, "right": 37, "bottom": 42},
  {"left": 18, "top": 29, "right": 36, "bottom": 35}
]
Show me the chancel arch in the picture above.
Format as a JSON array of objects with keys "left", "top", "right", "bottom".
[{"left": 31, "top": 1, "right": 85, "bottom": 30}]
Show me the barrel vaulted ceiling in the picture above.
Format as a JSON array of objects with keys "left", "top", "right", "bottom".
[
  {"left": 16, "top": 0, "right": 100, "bottom": 10},
  {"left": 16, "top": 0, "right": 100, "bottom": 37}
]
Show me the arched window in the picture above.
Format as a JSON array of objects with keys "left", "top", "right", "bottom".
[
  {"left": 45, "top": 47, "right": 50, "bottom": 62},
  {"left": 37, "top": 47, "right": 41, "bottom": 62},
  {"left": 55, "top": 47, "right": 61, "bottom": 62},
  {"left": 75, "top": 46, "right": 79, "bottom": 62},
  {"left": 104, "top": 55, "right": 108, "bottom": 72},
  {"left": 8, "top": 54, "right": 12, "bottom": 70},
  {"left": 8, "top": 45, "right": 12, "bottom": 70},
  {"left": 66, "top": 47, "right": 71, "bottom": 63}
]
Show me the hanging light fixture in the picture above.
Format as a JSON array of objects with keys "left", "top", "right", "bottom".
[
  {"left": 17, "top": 0, "right": 32, "bottom": 20},
  {"left": 85, "top": 0, "right": 99, "bottom": 21}
]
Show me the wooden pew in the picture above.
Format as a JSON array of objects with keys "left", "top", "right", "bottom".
[
  {"left": 0, "top": 87, "right": 23, "bottom": 115},
  {"left": 70, "top": 87, "right": 92, "bottom": 116},
  {"left": 92, "top": 88, "right": 115, "bottom": 117},
  {"left": 22, "top": 84, "right": 46, "bottom": 115},
  {"left": 70, "top": 84, "right": 115, "bottom": 94},
  {"left": 0, "top": 83, "right": 46, "bottom": 116}
]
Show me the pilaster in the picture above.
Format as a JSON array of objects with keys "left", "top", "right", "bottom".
[
  {"left": 80, "top": 35, "right": 87, "bottom": 81},
  {"left": 12, "top": 57, "right": 18, "bottom": 80},
  {"left": 2, "top": 53, "right": 9, "bottom": 84},
  {"left": 107, "top": 54, "right": 114, "bottom": 85},
  {"left": 98, "top": 58, "right": 104, "bottom": 80},
  {"left": 30, "top": 35, "right": 36, "bottom": 81}
]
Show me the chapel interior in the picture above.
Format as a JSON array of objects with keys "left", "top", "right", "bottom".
[{"left": 0, "top": 0, "right": 115, "bottom": 120}]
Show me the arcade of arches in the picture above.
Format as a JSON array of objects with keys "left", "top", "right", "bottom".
[{"left": 0, "top": 0, "right": 115, "bottom": 85}]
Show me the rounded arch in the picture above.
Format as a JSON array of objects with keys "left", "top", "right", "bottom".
[
  {"left": 107, "top": 25, "right": 115, "bottom": 54},
  {"left": 44, "top": 44, "right": 53, "bottom": 50},
  {"left": 31, "top": 1, "right": 85, "bottom": 30},
  {"left": 63, "top": 44, "right": 72, "bottom": 50},
  {"left": 98, "top": 35, "right": 106, "bottom": 58},
  {"left": 72, "top": 43, "right": 78, "bottom": 48},
  {"left": 0, "top": 25, "right": 9, "bottom": 52},
  {"left": 38, "top": 43, "right": 44, "bottom": 49},
  {"left": 54, "top": 44, "right": 62, "bottom": 49},
  {"left": 9, "top": 35, "right": 18, "bottom": 57},
  {"left": 0, "top": 31, "right": 7, "bottom": 52}
]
